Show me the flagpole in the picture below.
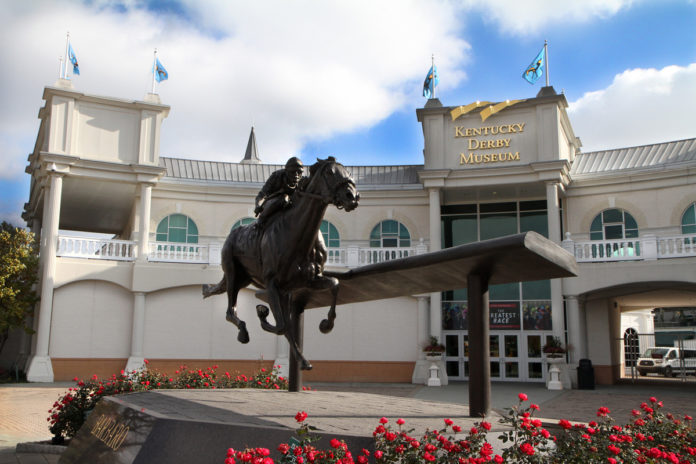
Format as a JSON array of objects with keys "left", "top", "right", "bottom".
[
  {"left": 151, "top": 49, "right": 157, "bottom": 94},
  {"left": 431, "top": 54, "right": 435, "bottom": 99},
  {"left": 63, "top": 32, "right": 70, "bottom": 79},
  {"left": 58, "top": 56, "right": 64, "bottom": 80},
  {"left": 544, "top": 40, "right": 549, "bottom": 87}
]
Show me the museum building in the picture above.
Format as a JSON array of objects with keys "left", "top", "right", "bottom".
[{"left": 6, "top": 79, "right": 696, "bottom": 387}]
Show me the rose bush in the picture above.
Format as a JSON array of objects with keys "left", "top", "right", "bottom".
[
  {"left": 48, "top": 363, "right": 290, "bottom": 441},
  {"left": 227, "top": 396, "right": 695, "bottom": 464}
]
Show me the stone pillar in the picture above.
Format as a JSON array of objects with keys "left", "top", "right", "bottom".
[
  {"left": 417, "top": 296, "right": 430, "bottom": 358},
  {"left": 137, "top": 183, "right": 153, "bottom": 261},
  {"left": 545, "top": 182, "right": 561, "bottom": 243},
  {"left": 546, "top": 182, "right": 564, "bottom": 339},
  {"left": 27, "top": 172, "right": 63, "bottom": 382},
  {"left": 274, "top": 337, "right": 290, "bottom": 379},
  {"left": 565, "top": 295, "right": 587, "bottom": 363},
  {"left": 126, "top": 292, "right": 147, "bottom": 372},
  {"left": 428, "top": 188, "right": 442, "bottom": 339}
]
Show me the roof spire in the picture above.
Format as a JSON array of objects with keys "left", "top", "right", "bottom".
[{"left": 241, "top": 126, "right": 261, "bottom": 164}]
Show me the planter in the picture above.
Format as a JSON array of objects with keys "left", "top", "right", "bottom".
[{"left": 424, "top": 353, "right": 444, "bottom": 361}]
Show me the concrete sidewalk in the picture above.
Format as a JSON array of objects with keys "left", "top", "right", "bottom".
[{"left": 1, "top": 380, "right": 695, "bottom": 463}]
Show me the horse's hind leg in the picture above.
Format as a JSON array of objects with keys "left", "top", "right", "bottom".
[
  {"left": 224, "top": 263, "right": 251, "bottom": 344},
  {"left": 284, "top": 299, "right": 312, "bottom": 371},
  {"left": 256, "top": 279, "right": 287, "bottom": 335}
]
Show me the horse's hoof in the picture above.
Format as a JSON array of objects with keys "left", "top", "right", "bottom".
[
  {"left": 238, "top": 328, "right": 250, "bottom": 344},
  {"left": 201, "top": 284, "right": 209, "bottom": 297},
  {"left": 256, "top": 304, "right": 269, "bottom": 319},
  {"left": 319, "top": 319, "right": 334, "bottom": 334},
  {"left": 301, "top": 361, "right": 313, "bottom": 371}
]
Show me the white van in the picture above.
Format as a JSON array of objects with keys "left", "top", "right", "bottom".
[{"left": 636, "top": 347, "right": 696, "bottom": 377}]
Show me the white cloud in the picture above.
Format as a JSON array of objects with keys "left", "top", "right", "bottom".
[
  {"left": 464, "top": 0, "right": 634, "bottom": 36},
  {"left": 568, "top": 63, "right": 696, "bottom": 152},
  {"left": 0, "top": 0, "right": 470, "bottom": 169}
]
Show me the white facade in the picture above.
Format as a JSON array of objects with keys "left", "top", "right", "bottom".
[{"left": 5, "top": 81, "right": 695, "bottom": 386}]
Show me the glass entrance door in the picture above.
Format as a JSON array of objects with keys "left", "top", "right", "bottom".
[
  {"left": 490, "top": 333, "right": 521, "bottom": 381},
  {"left": 443, "top": 331, "right": 551, "bottom": 382},
  {"left": 524, "top": 333, "right": 553, "bottom": 383},
  {"left": 444, "top": 333, "right": 468, "bottom": 380}
]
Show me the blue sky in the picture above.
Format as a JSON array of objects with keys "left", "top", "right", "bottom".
[{"left": 1, "top": 0, "right": 695, "bottom": 226}]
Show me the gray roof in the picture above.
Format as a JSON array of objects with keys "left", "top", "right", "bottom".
[
  {"left": 159, "top": 157, "right": 423, "bottom": 185},
  {"left": 571, "top": 138, "right": 696, "bottom": 176}
]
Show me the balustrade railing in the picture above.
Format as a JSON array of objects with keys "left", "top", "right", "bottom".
[
  {"left": 657, "top": 234, "right": 696, "bottom": 258},
  {"left": 358, "top": 246, "right": 418, "bottom": 265},
  {"left": 565, "top": 233, "right": 696, "bottom": 263},
  {"left": 57, "top": 236, "right": 135, "bottom": 261},
  {"left": 148, "top": 242, "right": 209, "bottom": 263}
]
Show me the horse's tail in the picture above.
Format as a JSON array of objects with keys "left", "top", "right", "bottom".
[{"left": 202, "top": 275, "right": 227, "bottom": 298}]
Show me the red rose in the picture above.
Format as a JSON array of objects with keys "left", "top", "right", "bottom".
[
  {"left": 520, "top": 443, "right": 534, "bottom": 456},
  {"left": 295, "top": 411, "right": 308, "bottom": 422},
  {"left": 518, "top": 393, "right": 528, "bottom": 402},
  {"left": 379, "top": 417, "right": 388, "bottom": 424},
  {"left": 444, "top": 418, "right": 454, "bottom": 426},
  {"left": 397, "top": 418, "right": 405, "bottom": 425},
  {"left": 480, "top": 421, "right": 491, "bottom": 431},
  {"left": 374, "top": 450, "right": 383, "bottom": 459},
  {"left": 330, "top": 439, "right": 341, "bottom": 449}
]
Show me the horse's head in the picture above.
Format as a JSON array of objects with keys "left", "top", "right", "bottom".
[{"left": 306, "top": 156, "right": 360, "bottom": 212}]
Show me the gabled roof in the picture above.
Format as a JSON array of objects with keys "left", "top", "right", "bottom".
[{"left": 571, "top": 138, "right": 696, "bottom": 176}]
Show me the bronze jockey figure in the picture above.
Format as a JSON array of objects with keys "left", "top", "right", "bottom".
[{"left": 254, "top": 157, "right": 304, "bottom": 227}]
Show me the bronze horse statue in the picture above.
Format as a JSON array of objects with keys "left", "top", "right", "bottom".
[{"left": 202, "top": 157, "right": 360, "bottom": 370}]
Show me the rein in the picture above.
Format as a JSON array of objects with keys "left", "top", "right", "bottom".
[{"left": 295, "top": 162, "right": 354, "bottom": 206}]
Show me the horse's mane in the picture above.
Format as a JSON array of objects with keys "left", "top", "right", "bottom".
[{"left": 298, "top": 156, "right": 337, "bottom": 192}]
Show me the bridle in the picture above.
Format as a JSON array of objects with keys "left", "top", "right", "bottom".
[{"left": 295, "top": 161, "right": 355, "bottom": 208}]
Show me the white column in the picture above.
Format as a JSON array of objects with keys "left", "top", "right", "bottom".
[
  {"left": 546, "top": 182, "right": 564, "bottom": 339},
  {"left": 27, "top": 173, "right": 63, "bottom": 382},
  {"left": 126, "top": 292, "right": 147, "bottom": 372},
  {"left": 417, "top": 296, "right": 430, "bottom": 359},
  {"left": 137, "top": 183, "right": 153, "bottom": 261},
  {"left": 274, "top": 337, "right": 290, "bottom": 379},
  {"left": 428, "top": 188, "right": 442, "bottom": 339},
  {"left": 546, "top": 182, "right": 561, "bottom": 243},
  {"left": 565, "top": 295, "right": 587, "bottom": 364}
]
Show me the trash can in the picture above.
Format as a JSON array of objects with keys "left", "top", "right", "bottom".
[{"left": 577, "top": 358, "right": 595, "bottom": 390}]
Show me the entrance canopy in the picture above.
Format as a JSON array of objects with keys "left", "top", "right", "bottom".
[{"left": 294, "top": 231, "right": 577, "bottom": 309}]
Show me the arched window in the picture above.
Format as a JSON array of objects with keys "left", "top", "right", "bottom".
[
  {"left": 156, "top": 214, "right": 199, "bottom": 243},
  {"left": 320, "top": 220, "right": 340, "bottom": 248},
  {"left": 232, "top": 217, "right": 256, "bottom": 229},
  {"left": 590, "top": 208, "right": 638, "bottom": 240},
  {"left": 682, "top": 203, "right": 696, "bottom": 234},
  {"left": 370, "top": 220, "right": 410, "bottom": 247}
]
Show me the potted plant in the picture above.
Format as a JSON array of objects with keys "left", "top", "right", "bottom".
[
  {"left": 423, "top": 336, "right": 446, "bottom": 360},
  {"left": 542, "top": 336, "right": 567, "bottom": 360}
]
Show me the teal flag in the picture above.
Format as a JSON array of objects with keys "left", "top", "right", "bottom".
[
  {"left": 423, "top": 65, "right": 439, "bottom": 99},
  {"left": 68, "top": 43, "right": 80, "bottom": 75},
  {"left": 522, "top": 47, "right": 544, "bottom": 85},
  {"left": 154, "top": 57, "right": 168, "bottom": 82}
]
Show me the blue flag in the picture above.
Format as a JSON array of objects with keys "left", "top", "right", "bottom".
[
  {"left": 522, "top": 47, "right": 544, "bottom": 85},
  {"left": 154, "top": 57, "right": 168, "bottom": 82},
  {"left": 422, "top": 65, "right": 439, "bottom": 99},
  {"left": 68, "top": 43, "right": 80, "bottom": 75}
]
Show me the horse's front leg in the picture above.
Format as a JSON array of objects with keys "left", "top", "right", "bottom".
[
  {"left": 306, "top": 276, "right": 339, "bottom": 334},
  {"left": 256, "top": 278, "right": 288, "bottom": 335}
]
